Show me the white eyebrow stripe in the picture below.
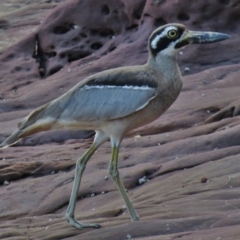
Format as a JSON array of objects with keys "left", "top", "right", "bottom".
[
  {"left": 82, "top": 85, "right": 155, "bottom": 91},
  {"left": 151, "top": 26, "right": 178, "bottom": 49}
]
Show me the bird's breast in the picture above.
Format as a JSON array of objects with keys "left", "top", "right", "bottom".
[{"left": 157, "top": 74, "right": 182, "bottom": 105}]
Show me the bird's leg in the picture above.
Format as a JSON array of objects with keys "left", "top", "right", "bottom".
[
  {"left": 66, "top": 131, "right": 108, "bottom": 229},
  {"left": 66, "top": 143, "right": 101, "bottom": 229},
  {"left": 108, "top": 144, "right": 140, "bottom": 221}
]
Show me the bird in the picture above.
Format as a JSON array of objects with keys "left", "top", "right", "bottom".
[{"left": 0, "top": 23, "right": 230, "bottom": 229}]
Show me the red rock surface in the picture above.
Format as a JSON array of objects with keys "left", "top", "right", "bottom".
[{"left": 1, "top": 0, "right": 240, "bottom": 239}]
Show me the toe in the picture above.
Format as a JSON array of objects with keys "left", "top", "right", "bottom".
[{"left": 92, "top": 224, "right": 101, "bottom": 228}]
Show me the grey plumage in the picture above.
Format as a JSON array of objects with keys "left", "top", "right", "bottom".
[
  {"left": 56, "top": 68, "right": 157, "bottom": 122},
  {"left": 0, "top": 23, "right": 230, "bottom": 229}
]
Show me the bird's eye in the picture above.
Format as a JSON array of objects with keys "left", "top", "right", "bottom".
[{"left": 167, "top": 30, "right": 178, "bottom": 39}]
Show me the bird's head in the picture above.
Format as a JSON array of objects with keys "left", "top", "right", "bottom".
[{"left": 149, "top": 23, "right": 230, "bottom": 58}]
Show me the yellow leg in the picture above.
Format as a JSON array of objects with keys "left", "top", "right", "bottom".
[
  {"left": 108, "top": 145, "right": 140, "bottom": 221},
  {"left": 66, "top": 143, "right": 101, "bottom": 229}
]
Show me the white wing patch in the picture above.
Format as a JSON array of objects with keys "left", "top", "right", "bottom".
[
  {"left": 151, "top": 26, "right": 178, "bottom": 49},
  {"left": 82, "top": 84, "right": 154, "bottom": 91}
]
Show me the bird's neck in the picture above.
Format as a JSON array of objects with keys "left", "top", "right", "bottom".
[
  {"left": 147, "top": 53, "right": 179, "bottom": 74},
  {"left": 147, "top": 53, "right": 183, "bottom": 96},
  {"left": 147, "top": 53, "right": 180, "bottom": 80}
]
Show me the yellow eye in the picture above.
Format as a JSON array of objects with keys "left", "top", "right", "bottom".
[{"left": 167, "top": 30, "right": 178, "bottom": 39}]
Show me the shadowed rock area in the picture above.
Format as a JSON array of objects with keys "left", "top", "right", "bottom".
[{"left": 1, "top": 0, "right": 240, "bottom": 239}]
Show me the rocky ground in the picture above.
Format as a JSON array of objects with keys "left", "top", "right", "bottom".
[{"left": 1, "top": 0, "right": 240, "bottom": 239}]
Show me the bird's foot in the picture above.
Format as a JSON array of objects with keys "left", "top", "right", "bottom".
[
  {"left": 66, "top": 216, "right": 101, "bottom": 229},
  {"left": 131, "top": 215, "right": 140, "bottom": 222}
]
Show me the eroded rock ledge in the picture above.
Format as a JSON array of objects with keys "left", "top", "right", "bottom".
[{"left": 0, "top": 0, "right": 240, "bottom": 239}]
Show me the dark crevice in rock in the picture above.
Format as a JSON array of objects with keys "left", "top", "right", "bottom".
[
  {"left": 114, "top": 209, "right": 124, "bottom": 217},
  {"left": 0, "top": 19, "right": 8, "bottom": 29},
  {"left": 154, "top": 17, "right": 167, "bottom": 27},
  {"left": 60, "top": 53, "right": 66, "bottom": 58},
  {"left": 132, "top": 0, "right": 146, "bottom": 20},
  {"left": 90, "top": 28, "right": 115, "bottom": 38},
  {"left": 99, "top": 28, "right": 114, "bottom": 37},
  {"left": 90, "top": 29, "right": 99, "bottom": 36},
  {"left": 143, "top": 13, "right": 150, "bottom": 17},
  {"left": 90, "top": 42, "right": 103, "bottom": 50},
  {"left": 45, "top": 51, "right": 57, "bottom": 58},
  {"left": 219, "top": 0, "right": 231, "bottom": 5},
  {"left": 14, "top": 66, "right": 22, "bottom": 72},
  {"left": 152, "top": 0, "right": 165, "bottom": 5},
  {"left": 108, "top": 45, "right": 116, "bottom": 52},
  {"left": 0, "top": 162, "right": 43, "bottom": 184},
  {"left": 177, "top": 13, "right": 190, "bottom": 21},
  {"left": 2, "top": 53, "right": 15, "bottom": 62},
  {"left": 80, "top": 32, "right": 87, "bottom": 38},
  {"left": 101, "top": 4, "right": 110, "bottom": 15},
  {"left": 126, "top": 24, "right": 138, "bottom": 30},
  {"left": 48, "top": 65, "right": 62, "bottom": 76},
  {"left": 71, "top": 37, "right": 80, "bottom": 42},
  {"left": 67, "top": 51, "right": 90, "bottom": 62},
  {"left": 201, "top": 5, "right": 209, "bottom": 12},
  {"left": 53, "top": 22, "right": 75, "bottom": 35}
]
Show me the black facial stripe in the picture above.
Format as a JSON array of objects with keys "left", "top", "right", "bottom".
[
  {"left": 149, "top": 28, "right": 165, "bottom": 46},
  {"left": 87, "top": 78, "right": 157, "bottom": 88},
  {"left": 175, "top": 39, "right": 189, "bottom": 49},
  {"left": 150, "top": 37, "right": 174, "bottom": 56},
  {"left": 149, "top": 27, "right": 185, "bottom": 55}
]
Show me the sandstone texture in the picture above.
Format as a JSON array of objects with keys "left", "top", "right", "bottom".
[{"left": 1, "top": 0, "right": 240, "bottom": 239}]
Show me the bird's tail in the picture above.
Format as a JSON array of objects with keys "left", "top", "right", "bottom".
[
  {"left": 0, "top": 103, "right": 55, "bottom": 148},
  {"left": 0, "top": 129, "right": 23, "bottom": 148},
  {"left": 0, "top": 118, "right": 54, "bottom": 148}
]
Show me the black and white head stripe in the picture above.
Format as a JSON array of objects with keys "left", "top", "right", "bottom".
[
  {"left": 149, "top": 25, "right": 185, "bottom": 56},
  {"left": 151, "top": 26, "right": 179, "bottom": 49}
]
